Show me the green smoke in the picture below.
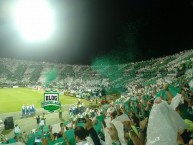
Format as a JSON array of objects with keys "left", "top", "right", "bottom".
[
  {"left": 45, "top": 67, "right": 58, "bottom": 88},
  {"left": 91, "top": 55, "right": 123, "bottom": 81}
]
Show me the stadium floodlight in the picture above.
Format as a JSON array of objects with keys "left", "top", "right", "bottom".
[{"left": 13, "top": 0, "right": 55, "bottom": 42}]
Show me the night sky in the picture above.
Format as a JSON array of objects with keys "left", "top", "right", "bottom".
[{"left": 0, "top": 0, "right": 193, "bottom": 65}]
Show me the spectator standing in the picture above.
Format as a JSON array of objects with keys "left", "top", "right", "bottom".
[
  {"left": 14, "top": 124, "right": 21, "bottom": 137},
  {"left": 22, "top": 105, "right": 25, "bottom": 116},
  {"left": 39, "top": 118, "right": 45, "bottom": 129},
  {"left": 32, "top": 104, "right": 35, "bottom": 114},
  {"left": 35, "top": 115, "right": 40, "bottom": 127},
  {"left": 24, "top": 106, "right": 27, "bottom": 116},
  {"left": 59, "top": 107, "right": 62, "bottom": 119},
  {"left": 26, "top": 105, "right": 29, "bottom": 116},
  {"left": 42, "top": 113, "right": 46, "bottom": 125},
  {"left": 29, "top": 105, "right": 32, "bottom": 115}
]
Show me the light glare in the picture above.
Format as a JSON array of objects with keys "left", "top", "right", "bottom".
[{"left": 13, "top": 0, "right": 55, "bottom": 42}]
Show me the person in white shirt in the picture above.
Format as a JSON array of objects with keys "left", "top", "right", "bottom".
[
  {"left": 26, "top": 104, "right": 29, "bottom": 115},
  {"left": 39, "top": 118, "right": 45, "bottom": 128},
  {"left": 29, "top": 105, "right": 32, "bottom": 115},
  {"left": 14, "top": 124, "right": 21, "bottom": 136},
  {"left": 32, "top": 104, "right": 35, "bottom": 114}
]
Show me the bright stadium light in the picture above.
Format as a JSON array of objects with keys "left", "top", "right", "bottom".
[{"left": 13, "top": 0, "right": 55, "bottom": 42}]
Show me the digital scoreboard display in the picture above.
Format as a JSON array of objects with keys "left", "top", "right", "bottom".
[{"left": 44, "top": 93, "right": 59, "bottom": 102}]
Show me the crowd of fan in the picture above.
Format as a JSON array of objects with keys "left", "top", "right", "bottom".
[
  {"left": 69, "top": 100, "right": 86, "bottom": 116},
  {"left": 0, "top": 50, "right": 193, "bottom": 91},
  {"left": 0, "top": 50, "right": 193, "bottom": 144},
  {"left": 1, "top": 79, "right": 193, "bottom": 144}
]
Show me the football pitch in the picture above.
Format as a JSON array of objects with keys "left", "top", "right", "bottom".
[{"left": 0, "top": 88, "right": 89, "bottom": 114}]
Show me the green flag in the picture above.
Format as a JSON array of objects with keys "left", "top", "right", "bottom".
[
  {"left": 168, "top": 85, "right": 181, "bottom": 97},
  {"left": 156, "top": 90, "right": 168, "bottom": 100}
]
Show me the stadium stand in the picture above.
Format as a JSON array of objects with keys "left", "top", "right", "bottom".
[{"left": 0, "top": 50, "right": 193, "bottom": 144}]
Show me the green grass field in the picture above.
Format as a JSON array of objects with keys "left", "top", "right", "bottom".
[{"left": 0, "top": 88, "right": 89, "bottom": 114}]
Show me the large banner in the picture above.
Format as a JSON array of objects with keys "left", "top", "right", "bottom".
[{"left": 41, "top": 90, "right": 61, "bottom": 112}]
